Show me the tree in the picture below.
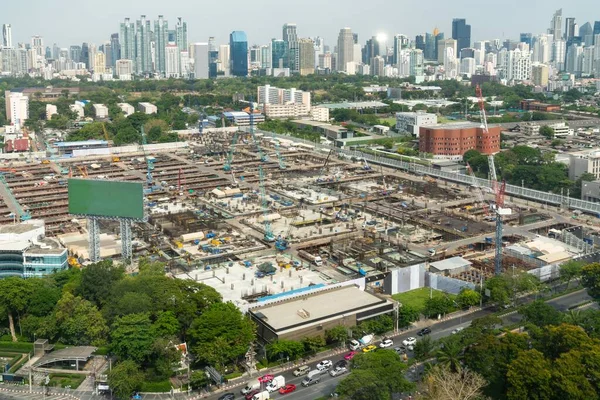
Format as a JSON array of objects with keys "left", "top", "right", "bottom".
[
  {"left": 539, "top": 125, "right": 554, "bottom": 139},
  {"left": 506, "top": 349, "right": 552, "bottom": 400},
  {"left": 436, "top": 338, "right": 463, "bottom": 372},
  {"left": 325, "top": 325, "right": 349, "bottom": 345},
  {"left": 423, "top": 365, "right": 487, "bottom": 400},
  {"left": 560, "top": 260, "right": 585, "bottom": 288},
  {"left": 302, "top": 335, "right": 325, "bottom": 355},
  {"left": 551, "top": 350, "right": 599, "bottom": 399},
  {"left": 0, "top": 278, "right": 34, "bottom": 341},
  {"left": 265, "top": 340, "right": 305, "bottom": 362},
  {"left": 190, "top": 370, "right": 209, "bottom": 390},
  {"left": 423, "top": 296, "right": 454, "bottom": 318},
  {"left": 456, "top": 288, "right": 481, "bottom": 309},
  {"left": 519, "top": 300, "right": 563, "bottom": 327},
  {"left": 397, "top": 304, "right": 420, "bottom": 328},
  {"left": 582, "top": 263, "right": 600, "bottom": 300},
  {"left": 188, "top": 302, "right": 255, "bottom": 366},
  {"left": 414, "top": 336, "right": 436, "bottom": 361},
  {"left": 76, "top": 260, "right": 124, "bottom": 307},
  {"left": 110, "top": 313, "right": 155, "bottom": 363},
  {"left": 54, "top": 292, "right": 108, "bottom": 346},
  {"left": 108, "top": 360, "right": 144, "bottom": 400}
]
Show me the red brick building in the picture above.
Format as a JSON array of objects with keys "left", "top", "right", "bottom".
[
  {"left": 419, "top": 123, "right": 501, "bottom": 157},
  {"left": 520, "top": 99, "right": 561, "bottom": 112}
]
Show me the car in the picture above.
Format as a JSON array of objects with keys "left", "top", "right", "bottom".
[
  {"left": 379, "top": 339, "right": 394, "bottom": 348},
  {"left": 402, "top": 337, "right": 417, "bottom": 347},
  {"left": 362, "top": 345, "right": 377, "bottom": 353},
  {"left": 393, "top": 346, "right": 406, "bottom": 355},
  {"left": 218, "top": 394, "right": 236, "bottom": 400},
  {"left": 279, "top": 384, "right": 296, "bottom": 395},
  {"left": 348, "top": 339, "right": 361, "bottom": 351},
  {"left": 344, "top": 351, "right": 358, "bottom": 360},
  {"left": 245, "top": 390, "right": 260, "bottom": 400},
  {"left": 334, "top": 360, "right": 348, "bottom": 370},
  {"left": 329, "top": 366, "right": 348, "bottom": 377},
  {"left": 293, "top": 365, "right": 311, "bottom": 376},
  {"left": 452, "top": 327, "right": 465, "bottom": 335},
  {"left": 417, "top": 327, "right": 432, "bottom": 336},
  {"left": 316, "top": 360, "right": 333, "bottom": 370},
  {"left": 257, "top": 374, "right": 274, "bottom": 383}
]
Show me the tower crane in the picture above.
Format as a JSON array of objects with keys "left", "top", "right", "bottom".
[
  {"left": 140, "top": 126, "right": 154, "bottom": 188},
  {"left": 476, "top": 84, "right": 511, "bottom": 275},
  {"left": 465, "top": 163, "right": 489, "bottom": 216}
]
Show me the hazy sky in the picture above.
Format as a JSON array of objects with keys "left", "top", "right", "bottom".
[{"left": 2, "top": 0, "right": 597, "bottom": 48}]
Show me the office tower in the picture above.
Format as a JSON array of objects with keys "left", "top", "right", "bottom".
[
  {"left": 473, "top": 41, "right": 487, "bottom": 65},
  {"left": 365, "top": 36, "right": 380, "bottom": 64},
  {"left": 154, "top": 15, "right": 168, "bottom": 76},
  {"left": 392, "top": 35, "right": 407, "bottom": 65},
  {"left": 44, "top": 47, "right": 52, "bottom": 60},
  {"left": 283, "top": 23, "right": 299, "bottom": 72},
  {"left": 532, "top": 35, "right": 551, "bottom": 63},
  {"left": 565, "top": 17, "right": 576, "bottom": 40},
  {"left": 51, "top": 43, "right": 60, "bottom": 60},
  {"left": 583, "top": 46, "right": 595, "bottom": 75},
  {"left": 31, "top": 36, "right": 43, "bottom": 57},
  {"left": 532, "top": 64, "right": 549, "bottom": 86},
  {"left": 298, "top": 38, "right": 315, "bottom": 75},
  {"left": 110, "top": 33, "right": 120, "bottom": 67},
  {"left": 594, "top": 22, "right": 600, "bottom": 44},
  {"left": 250, "top": 45, "right": 262, "bottom": 68},
  {"left": 218, "top": 44, "right": 230, "bottom": 73},
  {"left": 102, "top": 42, "right": 112, "bottom": 67},
  {"left": 520, "top": 33, "right": 533, "bottom": 47},
  {"left": 192, "top": 43, "right": 208, "bottom": 79},
  {"left": 424, "top": 33, "right": 435, "bottom": 60},
  {"left": 434, "top": 30, "right": 444, "bottom": 61},
  {"left": 318, "top": 53, "right": 332, "bottom": 69},
  {"left": 135, "top": 15, "right": 151, "bottom": 74},
  {"left": 164, "top": 44, "right": 180, "bottom": 78},
  {"left": 565, "top": 44, "right": 583, "bottom": 74},
  {"left": 176, "top": 17, "right": 188, "bottom": 52},
  {"left": 415, "top": 35, "right": 425, "bottom": 51},
  {"left": 409, "top": 49, "right": 424, "bottom": 77},
  {"left": 229, "top": 31, "right": 248, "bottom": 77},
  {"left": 579, "top": 22, "right": 593, "bottom": 45},
  {"left": 260, "top": 44, "right": 272, "bottom": 69},
  {"left": 313, "top": 36, "right": 324, "bottom": 67},
  {"left": 452, "top": 18, "right": 471, "bottom": 52},
  {"left": 87, "top": 44, "right": 97, "bottom": 72},
  {"left": 80, "top": 42, "right": 89, "bottom": 68},
  {"left": 94, "top": 52, "right": 106, "bottom": 74},
  {"left": 460, "top": 57, "right": 475, "bottom": 75},
  {"left": 550, "top": 9, "right": 563, "bottom": 40},
  {"left": 2, "top": 24, "right": 12, "bottom": 48},
  {"left": 208, "top": 37, "right": 219, "bottom": 78},
  {"left": 552, "top": 39, "right": 566, "bottom": 70},
  {"left": 337, "top": 27, "right": 354, "bottom": 72},
  {"left": 352, "top": 33, "right": 358, "bottom": 44},
  {"left": 437, "top": 38, "right": 456, "bottom": 64},
  {"left": 271, "top": 39, "right": 286, "bottom": 69},
  {"left": 69, "top": 45, "right": 81, "bottom": 62},
  {"left": 371, "top": 55, "right": 384, "bottom": 76},
  {"left": 460, "top": 48, "right": 475, "bottom": 59},
  {"left": 119, "top": 18, "right": 135, "bottom": 61}
]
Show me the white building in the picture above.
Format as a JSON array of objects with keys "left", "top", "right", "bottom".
[
  {"left": 117, "top": 103, "right": 135, "bottom": 117},
  {"left": 460, "top": 57, "right": 476, "bottom": 76},
  {"left": 5, "top": 91, "right": 29, "bottom": 126},
  {"left": 218, "top": 44, "right": 230, "bottom": 74},
  {"left": 310, "top": 107, "right": 329, "bottom": 122},
  {"left": 396, "top": 111, "right": 438, "bottom": 136},
  {"left": 193, "top": 42, "right": 209, "bottom": 79},
  {"left": 257, "top": 85, "right": 311, "bottom": 118},
  {"left": 138, "top": 102, "right": 157, "bottom": 114},
  {"left": 115, "top": 59, "right": 133, "bottom": 80},
  {"left": 569, "top": 151, "right": 600, "bottom": 180},
  {"left": 165, "top": 44, "right": 180, "bottom": 78},
  {"left": 501, "top": 48, "right": 532, "bottom": 82},
  {"left": 263, "top": 103, "right": 310, "bottom": 118},
  {"left": 69, "top": 102, "right": 85, "bottom": 119},
  {"left": 93, "top": 104, "right": 109, "bottom": 119},
  {"left": 45, "top": 104, "right": 58, "bottom": 120},
  {"left": 93, "top": 52, "right": 106, "bottom": 74}
]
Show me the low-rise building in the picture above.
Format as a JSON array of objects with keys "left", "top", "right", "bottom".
[
  {"left": 582, "top": 180, "right": 600, "bottom": 202},
  {"left": 69, "top": 101, "right": 85, "bottom": 119},
  {"left": 520, "top": 99, "right": 561, "bottom": 112},
  {"left": 138, "top": 102, "right": 158, "bottom": 114},
  {"left": 569, "top": 151, "right": 600, "bottom": 180},
  {"left": 117, "top": 103, "right": 135, "bottom": 117},
  {"left": 396, "top": 111, "right": 438, "bottom": 136},
  {"left": 520, "top": 122, "right": 541, "bottom": 135},
  {"left": 262, "top": 103, "right": 310, "bottom": 118},
  {"left": 45, "top": 104, "right": 58, "bottom": 120},
  {"left": 310, "top": 107, "right": 329, "bottom": 122},
  {"left": 223, "top": 111, "right": 265, "bottom": 126},
  {"left": 419, "top": 122, "right": 501, "bottom": 159},
  {"left": 92, "top": 104, "right": 108, "bottom": 119}
]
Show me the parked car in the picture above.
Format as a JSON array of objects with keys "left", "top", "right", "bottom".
[
  {"left": 317, "top": 360, "right": 333, "bottom": 370},
  {"left": 258, "top": 374, "right": 274, "bottom": 383},
  {"left": 218, "top": 394, "right": 235, "bottom": 400},
  {"left": 418, "top": 327, "right": 432, "bottom": 336},
  {"left": 362, "top": 345, "right": 377, "bottom": 353},
  {"left": 379, "top": 339, "right": 394, "bottom": 348},
  {"left": 402, "top": 337, "right": 417, "bottom": 347},
  {"left": 452, "top": 327, "right": 465, "bottom": 335},
  {"left": 279, "top": 384, "right": 297, "bottom": 394},
  {"left": 293, "top": 365, "right": 310, "bottom": 376},
  {"left": 344, "top": 351, "right": 358, "bottom": 360}
]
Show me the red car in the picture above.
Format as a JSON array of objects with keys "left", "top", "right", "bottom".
[
  {"left": 258, "top": 374, "right": 274, "bottom": 383},
  {"left": 245, "top": 390, "right": 260, "bottom": 400},
  {"left": 279, "top": 384, "right": 297, "bottom": 394},
  {"left": 344, "top": 351, "right": 358, "bottom": 360}
]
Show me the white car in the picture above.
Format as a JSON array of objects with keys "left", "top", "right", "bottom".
[
  {"left": 316, "top": 360, "right": 333, "bottom": 370},
  {"left": 329, "top": 366, "right": 348, "bottom": 377},
  {"left": 402, "top": 337, "right": 417, "bottom": 347},
  {"left": 452, "top": 327, "right": 465, "bottom": 335},
  {"left": 379, "top": 339, "right": 394, "bottom": 348}
]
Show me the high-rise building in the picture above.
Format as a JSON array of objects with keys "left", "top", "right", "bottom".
[
  {"left": 434, "top": 31, "right": 445, "bottom": 61},
  {"left": 582, "top": 46, "right": 595, "bottom": 75},
  {"left": 135, "top": 15, "right": 151, "bottom": 74},
  {"left": 473, "top": 41, "right": 487, "bottom": 65},
  {"left": 318, "top": 53, "right": 332, "bottom": 69},
  {"left": 218, "top": 44, "right": 230, "bottom": 74},
  {"left": 283, "top": 23, "right": 299, "bottom": 72},
  {"left": 165, "top": 44, "right": 180, "bottom": 78},
  {"left": 119, "top": 18, "right": 135, "bottom": 62},
  {"left": 594, "top": 22, "right": 600, "bottom": 45},
  {"left": 176, "top": 17, "right": 188, "bottom": 52},
  {"left": 229, "top": 31, "right": 248, "bottom": 77},
  {"left": 115, "top": 59, "right": 133, "bottom": 79},
  {"left": 271, "top": 39, "right": 286, "bottom": 69},
  {"left": 208, "top": 36, "right": 219, "bottom": 77},
  {"left": 424, "top": 33, "right": 435, "bottom": 60},
  {"left": 69, "top": 45, "right": 81, "bottom": 62},
  {"left": 110, "top": 33, "right": 120, "bottom": 68},
  {"left": 415, "top": 35, "right": 425, "bottom": 51},
  {"left": 520, "top": 33, "right": 533, "bottom": 47},
  {"left": 2, "top": 24, "right": 12, "bottom": 48},
  {"left": 437, "top": 38, "right": 457, "bottom": 64},
  {"left": 336, "top": 27, "right": 354, "bottom": 72},
  {"left": 154, "top": 15, "right": 168, "bottom": 76},
  {"left": 552, "top": 39, "right": 566, "bottom": 70},
  {"left": 80, "top": 42, "right": 90, "bottom": 68},
  {"left": 31, "top": 35, "right": 43, "bottom": 57},
  {"left": 5, "top": 91, "right": 29, "bottom": 125},
  {"left": 565, "top": 44, "right": 583, "bottom": 74},
  {"left": 452, "top": 18, "right": 471, "bottom": 52},
  {"left": 550, "top": 9, "right": 563, "bottom": 41},
  {"left": 565, "top": 17, "right": 576, "bottom": 41},
  {"left": 365, "top": 36, "right": 380, "bottom": 64},
  {"left": 313, "top": 36, "right": 324, "bottom": 67},
  {"left": 532, "top": 34, "right": 551, "bottom": 63},
  {"left": 298, "top": 38, "right": 315, "bottom": 76},
  {"left": 532, "top": 64, "right": 549, "bottom": 86},
  {"left": 409, "top": 49, "right": 424, "bottom": 77},
  {"left": 579, "top": 22, "right": 594, "bottom": 45},
  {"left": 460, "top": 57, "right": 475, "bottom": 76},
  {"left": 260, "top": 44, "right": 272, "bottom": 69},
  {"left": 193, "top": 43, "right": 209, "bottom": 79},
  {"left": 501, "top": 48, "right": 532, "bottom": 81},
  {"left": 93, "top": 52, "right": 106, "bottom": 74},
  {"left": 371, "top": 55, "right": 385, "bottom": 76}
]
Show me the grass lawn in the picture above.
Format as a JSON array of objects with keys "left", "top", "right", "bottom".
[
  {"left": 48, "top": 373, "right": 86, "bottom": 389},
  {"left": 381, "top": 117, "right": 397, "bottom": 126},
  {"left": 392, "top": 288, "right": 456, "bottom": 313}
]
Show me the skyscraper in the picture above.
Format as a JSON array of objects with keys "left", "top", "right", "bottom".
[
  {"left": 135, "top": 15, "right": 151, "bottom": 74},
  {"left": 80, "top": 42, "right": 89, "bottom": 68},
  {"left": 437, "top": 38, "right": 456, "bottom": 64},
  {"left": 119, "top": 18, "right": 135, "bottom": 61},
  {"left": 69, "top": 45, "right": 81, "bottom": 62},
  {"left": 336, "top": 27, "right": 354, "bottom": 72},
  {"left": 415, "top": 35, "right": 425, "bottom": 51},
  {"left": 165, "top": 44, "right": 180, "bottom": 78},
  {"left": 283, "top": 23, "right": 299, "bottom": 72},
  {"left": 110, "top": 33, "right": 120, "bottom": 68},
  {"left": 176, "top": 17, "right": 188, "bottom": 52},
  {"left": 579, "top": 22, "right": 593, "bottom": 45},
  {"left": 2, "top": 24, "right": 12, "bottom": 48},
  {"left": 271, "top": 39, "right": 286, "bottom": 69},
  {"left": 298, "top": 38, "right": 315, "bottom": 76},
  {"left": 193, "top": 43, "right": 209, "bottom": 79},
  {"left": 229, "top": 31, "right": 248, "bottom": 77},
  {"left": 424, "top": 33, "right": 435, "bottom": 60},
  {"left": 154, "top": 15, "right": 168, "bottom": 76},
  {"left": 434, "top": 30, "right": 444, "bottom": 62},
  {"left": 565, "top": 17, "right": 577, "bottom": 40},
  {"left": 452, "top": 19, "right": 471, "bottom": 52},
  {"left": 520, "top": 33, "right": 533, "bottom": 47},
  {"left": 550, "top": 9, "right": 563, "bottom": 41},
  {"left": 208, "top": 37, "right": 219, "bottom": 78}
]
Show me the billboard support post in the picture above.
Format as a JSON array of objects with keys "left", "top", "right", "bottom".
[
  {"left": 120, "top": 219, "right": 132, "bottom": 261},
  {"left": 88, "top": 217, "right": 100, "bottom": 262}
]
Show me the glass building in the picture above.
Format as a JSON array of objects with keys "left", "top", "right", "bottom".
[{"left": 230, "top": 31, "right": 248, "bottom": 77}]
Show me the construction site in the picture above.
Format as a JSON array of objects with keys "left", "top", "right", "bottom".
[{"left": 1, "top": 91, "right": 597, "bottom": 303}]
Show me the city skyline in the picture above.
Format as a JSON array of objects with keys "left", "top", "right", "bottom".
[{"left": 1, "top": 0, "right": 597, "bottom": 48}]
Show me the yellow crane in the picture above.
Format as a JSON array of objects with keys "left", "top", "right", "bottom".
[{"left": 102, "top": 124, "right": 120, "bottom": 162}]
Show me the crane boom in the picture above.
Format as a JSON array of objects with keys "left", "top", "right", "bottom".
[{"left": 475, "top": 85, "right": 498, "bottom": 183}]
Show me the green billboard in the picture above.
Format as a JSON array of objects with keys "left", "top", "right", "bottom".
[{"left": 68, "top": 179, "right": 144, "bottom": 220}]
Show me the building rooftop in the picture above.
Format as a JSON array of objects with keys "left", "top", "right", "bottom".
[
  {"left": 54, "top": 140, "right": 108, "bottom": 147},
  {"left": 0, "top": 221, "right": 42, "bottom": 234},
  {"left": 430, "top": 256, "right": 472, "bottom": 271},
  {"left": 319, "top": 101, "right": 388, "bottom": 109},
  {"left": 249, "top": 285, "right": 387, "bottom": 331}
]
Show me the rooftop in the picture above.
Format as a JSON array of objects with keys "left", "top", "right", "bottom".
[
  {"left": 319, "top": 101, "right": 388, "bottom": 109},
  {"left": 249, "top": 285, "right": 387, "bottom": 331},
  {"left": 430, "top": 256, "right": 472, "bottom": 271},
  {"left": 54, "top": 140, "right": 108, "bottom": 147}
]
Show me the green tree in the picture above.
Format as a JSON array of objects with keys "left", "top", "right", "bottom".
[
  {"left": 0, "top": 278, "right": 34, "bottom": 341},
  {"left": 539, "top": 125, "right": 554, "bottom": 139},
  {"left": 581, "top": 263, "right": 600, "bottom": 300},
  {"left": 519, "top": 300, "right": 563, "bottom": 327},
  {"left": 108, "top": 360, "right": 144, "bottom": 400},
  {"left": 190, "top": 370, "right": 209, "bottom": 390},
  {"left": 76, "top": 260, "right": 124, "bottom": 307},
  {"left": 551, "top": 349, "right": 599, "bottom": 399},
  {"left": 110, "top": 313, "right": 155, "bottom": 363},
  {"left": 414, "top": 336, "right": 436, "bottom": 361},
  {"left": 397, "top": 304, "right": 420, "bottom": 328},
  {"left": 423, "top": 296, "right": 454, "bottom": 318},
  {"left": 456, "top": 288, "right": 481, "bottom": 309},
  {"left": 54, "top": 292, "right": 108, "bottom": 346},
  {"left": 151, "top": 311, "right": 180, "bottom": 338},
  {"left": 436, "top": 338, "right": 463, "bottom": 372},
  {"left": 266, "top": 340, "right": 305, "bottom": 362},
  {"left": 506, "top": 349, "right": 552, "bottom": 400},
  {"left": 559, "top": 260, "right": 585, "bottom": 288},
  {"left": 325, "top": 325, "right": 349, "bottom": 345},
  {"left": 302, "top": 335, "right": 325, "bottom": 355}
]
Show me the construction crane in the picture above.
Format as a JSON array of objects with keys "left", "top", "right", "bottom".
[
  {"left": 465, "top": 163, "right": 489, "bottom": 216},
  {"left": 0, "top": 175, "right": 31, "bottom": 222},
  {"left": 77, "top": 166, "right": 89, "bottom": 178},
  {"left": 140, "top": 126, "right": 154, "bottom": 188},
  {"left": 316, "top": 150, "right": 333, "bottom": 183},
  {"left": 475, "top": 85, "right": 497, "bottom": 184},
  {"left": 223, "top": 131, "right": 240, "bottom": 172},
  {"left": 102, "top": 123, "right": 120, "bottom": 162},
  {"left": 273, "top": 138, "right": 286, "bottom": 170}
]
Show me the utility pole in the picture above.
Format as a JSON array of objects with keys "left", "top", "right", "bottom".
[{"left": 28, "top": 353, "right": 32, "bottom": 393}]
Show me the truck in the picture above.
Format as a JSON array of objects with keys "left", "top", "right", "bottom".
[
  {"left": 298, "top": 250, "right": 324, "bottom": 266},
  {"left": 241, "top": 382, "right": 260, "bottom": 395},
  {"left": 252, "top": 390, "right": 270, "bottom": 400},
  {"left": 265, "top": 376, "right": 285, "bottom": 392},
  {"left": 359, "top": 334, "right": 374, "bottom": 346}
]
